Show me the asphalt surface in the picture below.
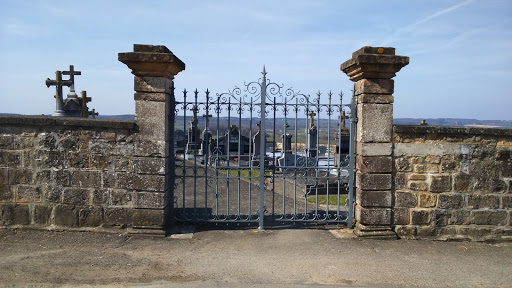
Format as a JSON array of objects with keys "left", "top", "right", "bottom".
[{"left": 1, "top": 228, "right": 511, "bottom": 287}]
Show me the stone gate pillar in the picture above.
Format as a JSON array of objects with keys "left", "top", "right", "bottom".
[
  {"left": 341, "top": 47, "right": 408, "bottom": 238},
  {"left": 119, "top": 44, "right": 185, "bottom": 230}
]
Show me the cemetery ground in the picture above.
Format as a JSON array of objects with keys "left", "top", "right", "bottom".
[{"left": 1, "top": 228, "right": 511, "bottom": 287}]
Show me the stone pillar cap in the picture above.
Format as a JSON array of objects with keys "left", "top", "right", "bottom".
[
  {"left": 341, "top": 46, "right": 409, "bottom": 82},
  {"left": 118, "top": 44, "right": 185, "bottom": 79}
]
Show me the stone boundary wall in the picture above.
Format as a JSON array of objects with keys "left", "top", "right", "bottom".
[
  {"left": 393, "top": 125, "right": 512, "bottom": 241},
  {"left": 0, "top": 115, "right": 165, "bottom": 233}
]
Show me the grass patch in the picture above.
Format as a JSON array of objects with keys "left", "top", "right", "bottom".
[{"left": 307, "top": 195, "right": 348, "bottom": 206}]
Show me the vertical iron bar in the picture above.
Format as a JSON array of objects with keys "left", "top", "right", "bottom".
[
  {"left": 204, "top": 89, "right": 210, "bottom": 220},
  {"left": 193, "top": 90, "right": 198, "bottom": 220},
  {"left": 238, "top": 97, "right": 242, "bottom": 219},
  {"left": 347, "top": 90, "right": 356, "bottom": 227},
  {"left": 227, "top": 98, "right": 231, "bottom": 218},
  {"left": 249, "top": 102, "right": 253, "bottom": 219},
  {"left": 215, "top": 96, "right": 220, "bottom": 218},
  {"left": 258, "top": 67, "right": 267, "bottom": 230},
  {"left": 182, "top": 89, "right": 187, "bottom": 219}
]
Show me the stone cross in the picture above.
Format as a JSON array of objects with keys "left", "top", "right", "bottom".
[
  {"left": 46, "top": 70, "right": 72, "bottom": 116},
  {"left": 62, "top": 65, "right": 81, "bottom": 98},
  {"left": 308, "top": 110, "right": 316, "bottom": 128},
  {"left": 80, "top": 91, "right": 92, "bottom": 117},
  {"left": 190, "top": 105, "right": 199, "bottom": 124}
]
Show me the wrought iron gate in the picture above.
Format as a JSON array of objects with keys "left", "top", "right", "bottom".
[{"left": 171, "top": 69, "right": 355, "bottom": 229}]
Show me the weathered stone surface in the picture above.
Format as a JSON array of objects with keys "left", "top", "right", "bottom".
[
  {"left": 0, "top": 185, "right": 13, "bottom": 202},
  {"left": 133, "top": 174, "right": 165, "bottom": 192},
  {"left": 0, "top": 151, "right": 21, "bottom": 167},
  {"left": 355, "top": 79, "right": 394, "bottom": 95},
  {"left": 132, "top": 209, "right": 164, "bottom": 227},
  {"left": 453, "top": 174, "right": 471, "bottom": 192},
  {"left": 0, "top": 168, "right": 8, "bottom": 184},
  {"left": 54, "top": 205, "right": 78, "bottom": 227},
  {"left": 357, "top": 103, "right": 393, "bottom": 143},
  {"left": 467, "top": 195, "right": 499, "bottom": 209},
  {"left": 134, "top": 157, "right": 165, "bottom": 175},
  {"left": 393, "top": 207, "right": 410, "bottom": 225},
  {"left": 448, "top": 210, "right": 470, "bottom": 225},
  {"left": 62, "top": 188, "right": 90, "bottom": 205},
  {"left": 418, "top": 193, "right": 437, "bottom": 208},
  {"left": 92, "top": 189, "right": 109, "bottom": 206},
  {"left": 116, "top": 172, "right": 134, "bottom": 189},
  {"left": 357, "top": 142, "right": 392, "bottom": 156},
  {"left": 416, "top": 226, "right": 437, "bottom": 237},
  {"left": 394, "top": 173, "right": 406, "bottom": 190},
  {"left": 357, "top": 172, "right": 391, "bottom": 190},
  {"left": 54, "top": 169, "right": 71, "bottom": 186},
  {"left": 471, "top": 210, "right": 508, "bottom": 225},
  {"left": 71, "top": 170, "right": 101, "bottom": 188},
  {"left": 135, "top": 100, "right": 167, "bottom": 140},
  {"left": 393, "top": 143, "right": 464, "bottom": 157},
  {"left": 434, "top": 209, "right": 450, "bottom": 226},
  {"left": 34, "top": 205, "right": 52, "bottom": 225},
  {"left": 0, "top": 135, "right": 14, "bottom": 149},
  {"left": 437, "top": 194, "right": 464, "bottom": 209},
  {"left": 118, "top": 44, "right": 185, "bottom": 79},
  {"left": 79, "top": 207, "right": 103, "bottom": 227},
  {"left": 104, "top": 207, "right": 132, "bottom": 227},
  {"left": 356, "top": 189, "right": 391, "bottom": 207},
  {"left": 395, "top": 225, "right": 416, "bottom": 238},
  {"left": 395, "top": 158, "right": 411, "bottom": 172},
  {"left": 413, "top": 164, "right": 439, "bottom": 173},
  {"left": 429, "top": 175, "right": 451, "bottom": 193},
  {"left": 357, "top": 156, "right": 392, "bottom": 173},
  {"left": 502, "top": 196, "right": 512, "bottom": 209},
  {"left": 408, "top": 181, "right": 427, "bottom": 191},
  {"left": 8, "top": 168, "right": 32, "bottom": 185},
  {"left": 16, "top": 185, "right": 42, "bottom": 202},
  {"left": 43, "top": 185, "right": 62, "bottom": 203},
  {"left": 395, "top": 191, "right": 417, "bottom": 208},
  {"left": 409, "top": 174, "right": 426, "bottom": 181},
  {"left": 356, "top": 206, "right": 392, "bottom": 225},
  {"left": 110, "top": 189, "right": 132, "bottom": 206},
  {"left": 133, "top": 192, "right": 165, "bottom": 209},
  {"left": 134, "top": 76, "right": 173, "bottom": 93},
  {"left": 357, "top": 94, "right": 394, "bottom": 104},
  {"left": 411, "top": 209, "right": 432, "bottom": 225}
]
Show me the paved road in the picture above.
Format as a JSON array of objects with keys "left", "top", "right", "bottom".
[{"left": 1, "top": 228, "right": 511, "bottom": 287}]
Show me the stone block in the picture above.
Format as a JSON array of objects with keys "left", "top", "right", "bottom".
[
  {"left": 393, "top": 207, "right": 410, "bottom": 225},
  {"left": 43, "top": 185, "right": 62, "bottom": 203},
  {"left": 133, "top": 191, "right": 165, "bottom": 209},
  {"left": 79, "top": 207, "right": 103, "bottom": 227},
  {"left": 54, "top": 205, "right": 78, "bottom": 227},
  {"left": 448, "top": 210, "right": 470, "bottom": 225},
  {"left": 408, "top": 181, "right": 427, "bottom": 191},
  {"left": 429, "top": 175, "right": 451, "bottom": 193},
  {"left": 132, "top": 209, "right": 164, "bottom": 227},
  {"left": 135, "top": 100, "right": 167, "bottom": 140},
  {"left": 90, "top": 154, "right": 110, "bottom": 170},
  {"left": 356, "top": 206, "right": 391, "bottom": 225},
  {"left": 459, "top": 227, "right": 493, "bottom": 237},
  {"left": 0, "top": 135, "right": 14, "bottom": 149},
  {"left": 413, "top": 164, "right": 439, "bottom": 173},
  {"left": 471, "top": 210, "right": 507, "bottom": 225},
  {"left": 0, "top": 168, "right": 7, "bottom": 184},
  {"left": 416, "top": 226, "right": 437, "bottom": 237},
  {"left": 8, "top": 168, "right": 32, "bottom": 185},
  {"left": 134, "top": 174, "right": 165, "bottom": 192},
  {"left": 114, "top": 157, "right": 134, "bottom": 172},
  {"left": 357, "top": 142, "right": 392, "bottom": 156},
  {"left": 0, "top": 150, "right": 21, "bottom": 167},
  {"left": 356, "top": 94, "right": 394, "bottom": 104},
  {"left": 104, "top": 207, "right": 132, "bottom": 227},
  {"left": 71, "top": 170, "right": 101, "bottom": 188},
  {"left": 395, "top": 225, "right": 416, "bottom": 238},
  {"left": 34, "top": 169, "right": 51, "bottom": 183},
  {"left": 453, "top": 174, "right": 471, "bottom": 192},
  {"left": 437, "top": 194, "right": 464, "bottom": 209},
  {"left": 116, "top": 172, "right": 134, "bottom": 189},
  {"left": 16, "top": 185, "right": 42, "bottom": 203},
  {"left": 356, "top": 189, "right": 391, "bottom": 207},
  {"left": 395, "top": 158, "right": 411, "bottom": 172},
  {"left": 54, "top": 169, "right": 71, "bottom": 186},
  {"left": 102, "top": 172, "right": 115, "bottom": 188},
  {"left": 100, "top": 131, "right": 117, "bottom": 142},
  {"left": 0, "top": 185, "right": 13, "bottom": 202},
  {"left": 134, "top": 140, "right": 165, "bottom": 157},
  {"left": 34, "top": 204, "right": 53, "bottom": 225},
  {"left": 93, "top": 189, "right": 109, "bottom": 206},
  {"left": 62, "top": 188, "right": 91, "bottom": 205},
  {"left": 134, "top": 157, "right": 166, "bottom": 175},
  {"left": 425, "top": 156, "right": 441, "bottom": 164},
  {"left": 501, "top": 159, "right": 512, "bottom": 177},
  {"left": 12, "top": 204, "right": 30, "bottom": 225},
  {"left": 441, "top": 160, "right": 458, "bottom": 173},
  {"left": 411, "top": 209, "right": 432, "bottom": 225},
  {"left": 434, "top": 209, "right": 450, "bottom": 226},
  {"left": 409, "top": 174, "right": 426, "bottom": 181},
  {"left": 357, "top": 103, "right": 393, "bottom": 143},
  {"left": 468, "top": 195, "right": 499, "bottom": 209},
  {"left": 394, "top": 173, "right": 406, "bottom": 190},
  {"left": 134, "top": 76, "right": 173, "bottom": 93},
  {"left": 68, "top": 152, "right": 90, "bottom": 169},
  {"left": 473, "top": 178, "right": 507, "bottom": 193},
  {"left": 502, "top": 196, "right": 512, "bottom": 209},
  {"left": 395, "top": 191, "right": 417, "bottom": 208},
  {"left": 110, "top": 189, "right": 132, "bottom": 206},
  {"left": 354, "top": 79, "right": 394, "bottom": 95},
  {"left": 418, "top": 193, "right": 437, "bottom": 208}
]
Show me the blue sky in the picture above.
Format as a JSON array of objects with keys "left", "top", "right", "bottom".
[{"left": 0, "top": 0, "right": 511, "bottom": 120}]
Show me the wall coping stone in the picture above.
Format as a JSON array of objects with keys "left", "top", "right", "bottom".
[
  {"left": 394, "top": 125, "right": 512, "bottom": 137},
  {"left": 0, "top": 115, "right": 136, "bottom": 130}
]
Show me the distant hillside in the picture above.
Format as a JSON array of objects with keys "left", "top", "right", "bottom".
[{"left": 1, "top": 113, "right": 511, "bottom": 128}]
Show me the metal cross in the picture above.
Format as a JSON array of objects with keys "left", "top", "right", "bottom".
[
  {"left": 308, "top": 110, "right": 316, "bottom": 128},
  {"left": 46, "top": 71, "right": 72, "bottom": 115},
  {"left": 62, "top": 65, "right": 81, "bottom": 97}
]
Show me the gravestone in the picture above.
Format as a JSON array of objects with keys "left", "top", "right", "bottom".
[
  {"left": 307, "top": 110, "right": 318, "bottom": 158},
  {"left": 185, "top": 105, "right": 201, "bottom": 156},
  {"left": 200, "top": 113, "right": 212, "bottom": 163},
  {"left": 335, "top": 111, "right": 350, "bottom": 167},
  {"left": 252, "top": 121, "right": 266, "bottom": 166}
]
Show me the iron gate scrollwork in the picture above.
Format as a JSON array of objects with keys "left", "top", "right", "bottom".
[{"left": 171, "top": 68, "right": 355, "bottom": 229}]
